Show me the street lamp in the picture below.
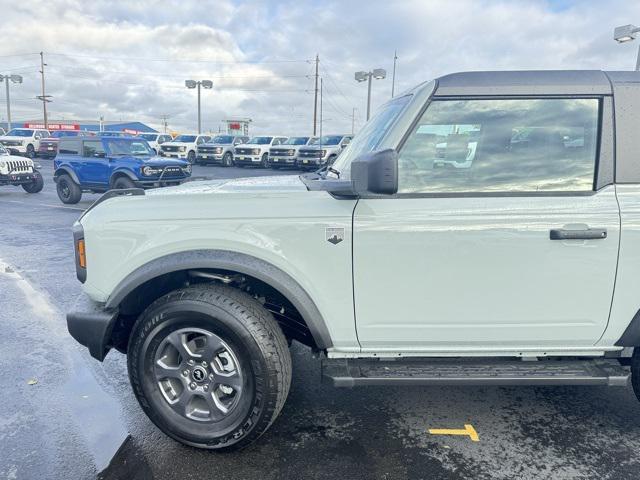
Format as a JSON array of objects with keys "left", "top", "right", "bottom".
[
  {"left": 185, "top": 79, "right": 213, "bottom": 133},
  {"left": 354, "top": 68, "right": 386, "bottom": 120},
  {"left": 614, "top": 24, "right": 640, "bottom": 71},
  {"left": 0, "top": 74, "right": 22, "bottom": 131}
]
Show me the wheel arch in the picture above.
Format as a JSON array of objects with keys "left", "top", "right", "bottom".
[
  {"left": 106, "top": 249, "right": 333, "bottom": 352},
  {"left": 109, "top": 169, "right": 138, "bottom": 187},
  {"left": 54, "top": 166, "right": 80, "bottom": 184}
]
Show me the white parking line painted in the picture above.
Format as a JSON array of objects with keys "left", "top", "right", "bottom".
[{"left": 0, "top": 199, "right": 86, "bottom": 211}]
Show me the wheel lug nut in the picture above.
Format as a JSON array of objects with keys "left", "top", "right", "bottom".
[
  {"left": 182, "top": 370, "right": 189, "bottom": 377},
  {"left": 187, "top": 360, "right": 195, "bottom": 366},
  {"left": 204, "top": 385, "right": 209, "bottom": 391},
  {"left": 201, "top": 361, "right": 208, "bottom": 367},
  {"left": 190, "top": 382, "right": 196, "bottom": 389},
  {"left": 208, "top": 374, "right": 214, "bottom": 380}
]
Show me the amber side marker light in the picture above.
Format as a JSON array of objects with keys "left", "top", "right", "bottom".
[{"left": 77, "top": 239, "right": 86, "bottom": 268}]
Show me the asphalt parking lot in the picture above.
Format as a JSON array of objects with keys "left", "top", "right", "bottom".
[{"left": 3, "top": 161, "right": 640, "bottom": 480}]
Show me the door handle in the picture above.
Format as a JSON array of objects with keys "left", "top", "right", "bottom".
[{"left": 549, "top": 228, "right": 607, "bottom": 240}]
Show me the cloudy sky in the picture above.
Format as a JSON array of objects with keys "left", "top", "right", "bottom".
[{"left": 1, "top": 0, "right": 639, "bottom": 135}]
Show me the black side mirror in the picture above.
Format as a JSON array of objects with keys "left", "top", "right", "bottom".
[{"left": 351, "top": 148, "right": 398, "bottom": 195}]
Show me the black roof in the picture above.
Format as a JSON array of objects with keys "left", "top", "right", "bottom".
[{"left": 434, "top": 70, "right": 640, "bottom": 96}]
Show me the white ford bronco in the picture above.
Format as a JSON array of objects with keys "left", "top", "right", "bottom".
[{"left": 67, "top": 70, "right": 640, "bottom": 450}]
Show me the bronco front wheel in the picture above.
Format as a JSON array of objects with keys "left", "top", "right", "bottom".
[{"left": 127, "top": 284, "right": 292, "bottom": 450}]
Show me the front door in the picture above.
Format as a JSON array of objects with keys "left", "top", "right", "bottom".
[
  {"left": 353, "top": 97, "right": 620, "bottom": 351},
  {"left": 79, "top": 140, "right": 109, "bottom": 185}
]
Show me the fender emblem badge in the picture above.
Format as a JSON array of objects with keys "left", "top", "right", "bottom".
[{"left": 326, "top": 227, "right": 344, "bottom": 245}]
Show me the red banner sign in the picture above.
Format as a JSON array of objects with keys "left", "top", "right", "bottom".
[
  {"left": 24, "top": 123, "right": 80, "bottom": 131},
  {"left": 228, "top": 122, "right": 241, "bottom": 130}
]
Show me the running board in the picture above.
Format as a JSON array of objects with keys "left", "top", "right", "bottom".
[{"left": 321, "top": 358, "right": 630, "bottom": 387}]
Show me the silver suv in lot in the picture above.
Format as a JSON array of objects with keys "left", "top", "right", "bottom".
[
  {"left": 297, "top": 134, "right": 353, "bottom": 170},
  {"left": 197, "top": 135, "right": 249, "bottom": 166},
  {"left": 269, "top": 136, "right": 317, "bottom": 169},
  {"left": 233, "top": 135, "right": 288, "bottom": 168}
]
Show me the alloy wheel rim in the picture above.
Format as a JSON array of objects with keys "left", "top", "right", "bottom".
[{"left": 153, "top": 327, "right": 243, "bottom": 422}]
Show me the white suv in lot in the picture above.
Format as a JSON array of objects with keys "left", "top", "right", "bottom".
[
  {"left": 160, "top": 134, "right": 211, "bottom": 163},
  {"left": 136, "top": 133, "right": 174, "bottom": 155},
  {"left": 297, "top": 134, "right": 353, "bottom": 170},
  {"left": 0, "top": 128, "right": 50, "bottom": 158},
  {"left": 233, "top": 135, "right": 288, "bottom": 168},
  {"left": 269, "top": 136, "right": 317, "bottom": 169}
]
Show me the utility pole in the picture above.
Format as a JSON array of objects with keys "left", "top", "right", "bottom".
[
  {"left": 1, "top": 74, "right": 23, "bottom": 131},
  {"left": 319, "top": 78, "right": 323, "bottom": 155},
  {"left": 391, "top": 50, "right": 398, "bottom": 97},
  {"left": 312, "top": 54, "right": 319, "bottom": 136},
  {"left": 4, "top": 79, "right": 11, "bottom": 131},
  {"left": 38, "top": 52, "right": 51, "bottom": 129},
  {"left": 351, "top": 107, "right": 356, "bottom": 134},
  {"left": 160, "top": 114, "right": 169, "bottom": 133}
]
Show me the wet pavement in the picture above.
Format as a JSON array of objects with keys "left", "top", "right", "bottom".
[{"left": 2, "top": 161, "right": 640, "bottom": 479}]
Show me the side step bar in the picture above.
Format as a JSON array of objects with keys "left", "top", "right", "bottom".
[{"left": 321, "top": 358, "right": 630, "bottom": 388}]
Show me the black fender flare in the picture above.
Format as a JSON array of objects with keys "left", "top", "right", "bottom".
[
  {"left": 54, "top": 166, "right": 80, "bottom": 184},
  {"left": 105, "top": 249, "right": 333, "bottom": 349},
  {"left": 109, "top": 169, "right": 138, "bottom": 186}
]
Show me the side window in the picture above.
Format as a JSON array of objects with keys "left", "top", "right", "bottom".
[
  {"left": 398, "top": 98, "right": 600, "bottom": 193},
  {"left": 83, "top": 140, "right": 106, "bottom": 158},
  {"left": 196, "top": 137, "right": 204, "bottom": 144},
  {"left": 58, "top": 140, "right": 81, "bottom": 155},
  {"left": 341, "top": 137, "right": 352, "bottom": 146}
]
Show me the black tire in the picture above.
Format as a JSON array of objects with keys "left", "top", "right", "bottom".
[
  {"left": 22, "top": 171, "right": 44, "bottom": 193},
  {"left": 112, "top": 176, "right": 136, "bottom": 190},
  {"left": 223, "top": 152, "right": 233, "bottom": 167},
  {"left": 127, "top": 284, "right": 292, "bottom": 450},
  {"left": 187, "top": 151, "right": 196, "bottom": 164},
  {"left": 56, "top": 174, "right": 82, "bottom": 204},
  {"left": 26, "top": 144, "right": 35, "bottom": 159},
  {"left": 261, "top": 153, "right": 269, "bottom": 168}
]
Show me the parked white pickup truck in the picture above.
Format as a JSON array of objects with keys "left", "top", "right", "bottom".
[{"left": 67, "top": 69, "right": 640, "bottom": 451}]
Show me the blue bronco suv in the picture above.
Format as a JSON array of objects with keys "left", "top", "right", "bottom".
[{"left": 54, "top": 136, "right": 191, "bottom": 204}]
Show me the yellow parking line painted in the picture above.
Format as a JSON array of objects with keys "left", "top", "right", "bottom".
[{"left": 428, "top": 424, "right": 479, "bottom": 442}]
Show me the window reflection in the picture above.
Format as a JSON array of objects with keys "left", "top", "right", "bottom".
[{"left": 398, "top": 98, "right": 599, "bottom": 193}]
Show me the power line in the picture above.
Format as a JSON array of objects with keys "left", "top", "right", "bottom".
[
  {"left": 46, "top": 52, "right": 311, "bottom": 65},
  {"left": 0, "top": 52, "right": 39, "bottom": 58}
]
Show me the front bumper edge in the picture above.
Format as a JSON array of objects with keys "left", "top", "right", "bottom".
[{"left": 67, "top": 295, "right": 119, "bottom": 361}]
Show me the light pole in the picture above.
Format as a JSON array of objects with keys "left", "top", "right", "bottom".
[
  {"left": 0, "top": 74, "right": 23, "bottom": 131},
  {"left": 354, "top": 68, "right": 386, "bottom": 120},
  {"left": 614, "top": 24, "right": 640, "bottom": 71},
  {"left": 185, "top": 79, "right": 213, "bottom": 133}
]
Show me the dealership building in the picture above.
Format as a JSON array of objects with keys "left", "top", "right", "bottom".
[{"left": 0, "top": 119, "right": 158, "bottom": 134}]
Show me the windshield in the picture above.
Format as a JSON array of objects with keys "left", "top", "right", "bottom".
[
  {"left": 316, "top": 135, "right": 343, "bottom": 146},
  {"left": 106, "top": 139, "right": 154, "bottom": 156},
  {"left": 285, "top": 137, "right": 309, "bottom": 145},
  {"left": 211, "top": 135, "right": 234, "bottom": 144},
  {"left": 7, "top": 129, "right": 33, "bottom": 137},
  {"left": 173, "top": 135, "right": 197, "bottom": 142},
  {"left": 331, "top": 94, "right": 413, "bottom": 178},
  {"left": 248, "top": 136, "right": 273, "bottom": 145},
  {"left": 138, "top": 133, "right": 158, "bottom": 141},
  {"left": 51, "top": 131, "right": 81, "bottom": 138}
]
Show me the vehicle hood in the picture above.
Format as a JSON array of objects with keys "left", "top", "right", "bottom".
[
  {"left": 237, "top": 143, "right": 269, "bottom": 148},
  {"left": 201, "top": 142, "right": 231, "bottom": 147},
  {"left": 300, "top": 144, "right": 338, "bottom": 151},
  {"left": 161, "top": 142, "right": 193, "bottom": 148},
  {"left": 0, "top": 136, "right": 31, "bottom": 142},
  {"left": 146, "top": 174, "right": 307, "bottom": 196},
  {"left": 131, "top": 156, "right": 189, "bottom": 166}
]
